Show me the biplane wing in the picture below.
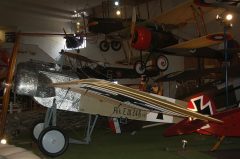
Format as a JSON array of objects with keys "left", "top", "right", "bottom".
[
  {"left": 51, "top": 78, "right": 223, "bottom": 124},
  {"left": 63, "top": 52, "right": 98, "bottom": 63},
  {"left": 151, "top": 0, "right": 212, "bottom": 26},
  {"left": 155, "top": 68, "right": 223, "bottom": 82},
  {"left": 194, "top": 0, "right": 240, "bottom": 13},
  {"left": 163, "top": 32, "right": 231, "bottom": 49}
]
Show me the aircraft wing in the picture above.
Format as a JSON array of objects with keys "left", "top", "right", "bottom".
[
  {"left": 151, "top": 0, "right": 212, "bottom": 26},
  {"left": 155, "top": 68, "right": 223, "bottom": 82},
  {"left": 163, "top": 32, "right": 231, "bottom": 49},
  {"left": 117, "top": 32, "right": 234, "bottom": 64},
  {"left": 194, "top": 0, "right": 240, "bottom": 13},
  {"left": 157, "top": 32, "right": 234, "bottom": 59},
  {"left": 63, "top": 52, "right": 98, "bottom": 63},
  {"left": 51, "top": 78, "right": 223, "bottom": 124},
  {"left": 116, "top": 0, "right": 216, "bottom": 39}
]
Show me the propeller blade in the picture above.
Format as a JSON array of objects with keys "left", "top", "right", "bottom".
[
  {"left": 128, "top": 7, "right": 137, "bottom": 64},
  {"left": 130, "top": 7, "right": 136, "bottom": 43},
  {"left": 0, "top": 33, "right": 20, "bottom": 138}
]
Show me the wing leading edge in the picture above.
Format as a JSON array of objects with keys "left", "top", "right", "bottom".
[{"left": 51, "top": 79, "right": 223, "bottom": 124}]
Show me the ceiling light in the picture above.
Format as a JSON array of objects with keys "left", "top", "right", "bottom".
[
  {"left": 116, "top": 10, "right": 121, "bottom": 16},
  {"left": 74, "top": 10, "right": 77, "bottom": 13},
  {"left": 76, "top": 22, "right": 80, "bottom": 26},
  {"left": 225, "top": 14, "right": 233, "bottom": 21},
  {"left": 114, "top": 1, "right": 119, "bottom": 6}
]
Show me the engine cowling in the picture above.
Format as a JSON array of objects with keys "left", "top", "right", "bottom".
[
  {"left": 131, "top": 27, "right": 178, "bottom": 51},
  {"left": 14, "top": 62, "right": 55, "bottom": 97},
  {"left": 131, "top": 27, "right": 152, "bottom": 51}
]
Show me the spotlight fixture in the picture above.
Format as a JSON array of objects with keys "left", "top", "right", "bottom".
[
  {"left": 116, "top": 10, "right": 121, "bottom": 16},
  {"left": 114, "top": 1, "right": 119, "bottom": 6},
  {"left": 216, "top": 13, "right": 233, "bottom": 27},
  {"left": 225, "top": 14, "right": 233, "bottom": 21}
]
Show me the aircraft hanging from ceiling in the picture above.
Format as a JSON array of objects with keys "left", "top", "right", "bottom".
[{"left": 116, "top": 0, "right": 239, "bottom": 75}]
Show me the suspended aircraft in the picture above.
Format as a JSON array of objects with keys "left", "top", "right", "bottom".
[
  {"left": 118, "top": 0, "right": 238, "bottom": 75},
  {"left": 62, "top": 51, "right": 160, "bottom": 80}
]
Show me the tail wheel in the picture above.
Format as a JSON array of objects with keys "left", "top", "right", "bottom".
[
  {"left": 32, "top": 121, "right": 44, "bottom": 142},
  {"left": 99, "top": 40, "right": 110, "bottom": 52},
  {"left": 38, "top": 126, "right": 69, "bottom": 157},
  {"left": 157, "top": 55, "right": 169, "bottom": 71},
  {"left": 111, "top": 40, "right": 121, "bottom": 51},
  {"left": 134, "top": 60, "right": 146, "bottom": 75}
]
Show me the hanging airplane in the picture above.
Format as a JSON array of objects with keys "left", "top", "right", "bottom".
[{"left": 117, "top": 0, "right": 239, "bottom": 75}]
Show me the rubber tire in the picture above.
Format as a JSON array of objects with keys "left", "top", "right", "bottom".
[
  {"left": 99, "top": 40, "right": 110, "bottom": 52},
  {"left": 111, "top": 40, "right": 121, "bottom": 51},
  {"left": 134, "top": 60, "right": 146, "bottom": 75},
  {"left": 31, "top": 120, "right": 44, "bottom": 143},
  {"left": 156, "top": 55, "right": 169, "bottom": 71},
  {"left": 38, "top": 126, "right": 69, "bottom": 157}
]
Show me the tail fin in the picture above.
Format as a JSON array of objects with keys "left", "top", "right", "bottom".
[
  {"left": 164, "top": 94, "right": 218, "bottom": 137},
  {"left": 187, "top": 93, "right": 217, "bottom": 115}
]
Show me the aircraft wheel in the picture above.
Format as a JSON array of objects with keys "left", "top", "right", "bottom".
[
  {"left": 157, "top": 55, "right": 169, "bottom": 71},
  {"left": 99, "top": 40, "right": 110, "bottom": 52},
  {"left": 32, "top": 120, "right": 44, "bottom": 142},
  {"left": 134, "top": 61, "right": 146, "bottom": 75},
  {"left": 38, "top": 126, "right": 69, "bottom": 157},
  {"left": 111, "top": 40, "right": 121, "bottom": 51}
]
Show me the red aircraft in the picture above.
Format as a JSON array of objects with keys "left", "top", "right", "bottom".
[
  {"left": 163, "top": 93, "right": 240, "bottom": 151},
  {"left": 125, "top": 0, "right": 236, "bottom": 75}
]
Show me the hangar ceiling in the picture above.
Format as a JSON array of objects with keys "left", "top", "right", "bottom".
[{"left": 0, "top": 0, "right": 154, "bottom": 22}]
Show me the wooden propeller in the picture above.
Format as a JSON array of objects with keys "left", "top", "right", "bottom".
[
  {"left": 0, "top": 33, "right": 20, "bottom": 138},
  {"left": 128, "top": 7, "right": 137, "bottom": 64}
]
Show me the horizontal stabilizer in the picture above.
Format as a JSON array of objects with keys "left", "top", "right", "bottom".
[{"left": 163, "top": 118, "right": 205, "bottom": 136}]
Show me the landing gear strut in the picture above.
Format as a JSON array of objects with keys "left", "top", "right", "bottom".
[
  {"left": 31, "top": 99, "right": 99, "bottom": 157},
  {"left": 134, "top": 51, "right": 169, "bottom": 75}
]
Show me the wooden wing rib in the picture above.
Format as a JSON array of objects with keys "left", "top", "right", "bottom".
[{"left": 51, "top": 79, "right": 223, "bottom": 124}]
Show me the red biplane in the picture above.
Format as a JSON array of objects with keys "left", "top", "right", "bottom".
[{"left": 118, "top": 0, "right": 237, "bottom": 75}]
